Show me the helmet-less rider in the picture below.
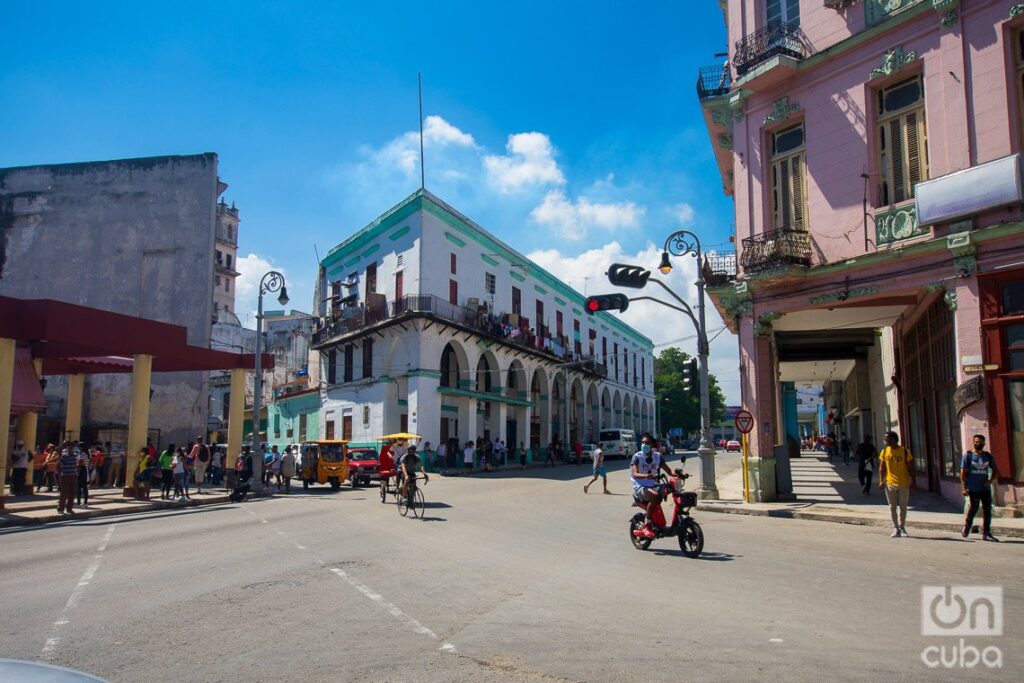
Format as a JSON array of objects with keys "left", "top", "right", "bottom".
[{"left": 630, "top": 435, "right": 674, "bottom": 539}]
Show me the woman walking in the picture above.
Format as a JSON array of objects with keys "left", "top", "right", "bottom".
[
  {"left": 75, "top": 444, "right": 91, "bottom": 508},
  {"left": 159, "top": 444, "right": 175, "bottom": 500},
  {"left": 172, "top": 447, "right": 188, "bottom": 500}
]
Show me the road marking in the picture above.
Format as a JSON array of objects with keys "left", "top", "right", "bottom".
[
  {"left": 769, "top": 638, "right": 784, "bottom": 643},
  {"left": 41, "top": 525, "right": 117, "bottom": 659}
]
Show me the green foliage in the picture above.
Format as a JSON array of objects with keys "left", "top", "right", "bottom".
[{"left": 653, "top": 348, "right": 726, "bottom": 435}]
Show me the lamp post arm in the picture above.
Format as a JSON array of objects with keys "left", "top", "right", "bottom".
[
  {"left": 626, "top": 296, "right": 700, "bottom": 330},
  {"left": 645, "top": 277, "right": 700, "bottom": 330}
]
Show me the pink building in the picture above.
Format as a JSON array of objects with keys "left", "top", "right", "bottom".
[{"left": 700, "top": 0, "right": 1024, "bottom": 510}]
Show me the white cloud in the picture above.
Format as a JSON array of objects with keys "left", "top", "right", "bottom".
[
  {"left": 530, "top": 190, "right": 645, "bottom": 241},
  {"left": 526, "top": 241, "right": 740, "bottom": 404},
  {"left": 672, "top": 202, "right": 695, "bottom": 226},
  {"left": 423, "top": 115, "right": 475, "bottom": 147},
  {"left": 235, "top": 253, "right": 288, "bottom": 328},
  {"left": 484, "top": 132, "right": 565, "bottom": 193}
]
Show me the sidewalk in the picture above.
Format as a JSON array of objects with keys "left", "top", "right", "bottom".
[
  {"left": 699, "top": 451, "right": 1024, "bottom": 538},
  {"left": 0, "top": 483, "right": 244, "bottom": 528}
]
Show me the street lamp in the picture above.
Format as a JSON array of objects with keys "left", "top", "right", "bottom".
[
  {"left": 660, "top": 231, "right": 718, "bottom": 500},
  {"left": 251, "top": 270, "right": 288, "bottom": 492}
]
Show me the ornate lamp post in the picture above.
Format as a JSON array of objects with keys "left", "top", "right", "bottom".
[
  {"left": 251, "top": 270, "right": 288, "bottom": 492},
  {"left": 658, "top": 231, "right": 718, "bottom": 500}
]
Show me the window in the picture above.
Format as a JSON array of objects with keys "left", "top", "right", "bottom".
[
  {"left": 449, "top": 279, "right": 458, "bottom": 306},
  {"left": 325, "top": 421, "right": 335, "bottom": 440},
  {"left": 397, "top": 254, "right": 404, "bottom": 268},
  {"left": 215, "top": 275, "right": 221, "bottom": 286},
  {"left": 344, "top": 344, "right": 354, "bottom": 383},
  {"left": 226, "top": 253, "right": 232, "bottom": 269},
  {"left": 227, "top": 225, "right": 233, "bottom": 241},
  {"left": 216, "top": 249, "right": 222, "bottom": 264},
  {"left": 642, "top": 357, "right": 646, "bottom": 389},
  {"left": 536, "top": 300, "right": 545, "bottom": 335},
  {"left": 395, "top": 271, "right": 403, "bottom": 301},
  {"left": 633, "top": 352, "right": 638, "bottom": 386},
  {"left": 225, "top": 279, "right": 230, "bottom": 292},
  {"left": 614, "top": 342, "right": 619, "bottom": 379},
  {"left": 574, "top": 319, "right": 581, "bottom": 356},
  {"left": 450, "top": 253, "right": 457, "bottom": 274},
  {"left": 556, "top": 311, "right": 563, "bottom": 337},
  {"left": 512, "top": 287, "right": 521, "bottom": 315},
  {"left": 327, "top": 349, "right": 337, "bottom": 384},
  {"left": 485, "top": 272, "right": 496, "bottom": 295},
  {"left": 362, "top": 338, "right": 374, "bottom": 378},
  {"left": 602, "top": 337, "right": 607, "bottom": 363},
  {"left": 341, "top": 415, "right": 352, "bottom": 441},
  {"left": 624, "top": 351, "right": 629, "bottom": 385},
  {"left": 366, "top": 262, "right": 377, "bottom": 293},
  {"left": 299, "top": 413, "right": 307, "bottom": 442},
  {"left": 877, "top": 75, "right": 928, "bottom": 206},
  {"left": 769, "top": 122, "right": 807, "bottom": 230},
  {"left": 589, "top": 329, "right": 597, "bottom": 356},
  {"left": 766, "top": 0, "right": 799, "bottom": 27}
]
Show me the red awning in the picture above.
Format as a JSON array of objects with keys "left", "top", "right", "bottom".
[{"left": 11, "top": 348, "right": 46, "bottom": 414}]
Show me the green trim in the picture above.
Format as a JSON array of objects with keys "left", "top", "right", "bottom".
[
  {"left": 322, "top": 192, "right": 420, "bottom": 269},
  {"left": 407, "top": 369, "right": 442, "bottom": 379},
  {"left": 481, "top": 253, "right": 500, "bottom": 267},
  {"left": 534, "top": 285, "right": 548, "bottom": 295},
  {"left": 539, "top": 394, "right": 549, "bottom": 400},
  {"left": 554, "top": 297, "right": 567, "bottom": 306},
  {"left": 458, "top": 379, "right": 472, "bottom": 388},
  {"left": 436, "top": 386, "right": 535, "bottom": 408},
  {"left": 397, "top": 399, "right": 408, "bottom": 406},
  {"left": 444, "top": 232, "right": 467, "bottom": 248},
  {"left": 389, "top": 225, "right": 411, "bottom": 241},
  {"left": 572, "top": 308, "right": 582, "bottom": 316},
  {"left": 441, "top": 405, "right": 459, "bottom": 413},
  {"left": 344, "top": 256, "right": 360, "bottom": 269},
  {"left": 379, "top": 376, "right": 397, "bottom": 384},
  {"left": 600, "top": 325, "right": 608, "bottom": 332},
  {"left": 510, "top": 271, "right": 526, "bottom": 282},
  {"left": 361, "top": 244, "right": 380, "bottom": 259}
]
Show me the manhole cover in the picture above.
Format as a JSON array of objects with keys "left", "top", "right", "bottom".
[{"left": 242, "top": 580, "right": 302, "bottom": 591}]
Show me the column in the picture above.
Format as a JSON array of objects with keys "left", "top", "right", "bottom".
[
  {"left": 494, "top": 401, "right": 508, "bottom": 446},
  {"left": 123, "top": 354, "right": 152, "bottom": 497},
  {"left": 408, "top": 375, "right": 441, "bottom": 452},
  {"left": 458, "top": 397, "right": 478, "bottom": 450},
  {"left": 226, "top": 368, "right": 246, "bottom": 476},
  {"left": 0, "top": 338, "right": 15, "bottom": 507},
  {"left": 65, "top": 373, "right": 85, "bottom": 442},
  {"left": 517, "top": 405, "right": 531, "bottom": 454},
  {"left": 15, "top": 359, "right": 43, "bottom": 454},
  {"left": 739, "top": 321, "right": 778, "bottom": 501}
]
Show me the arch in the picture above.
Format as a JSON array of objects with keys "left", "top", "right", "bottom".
[
  {"left": 641, "top": 399, "right": 649, "bottom": 435},
  {"left": 586, "top": 382, "right": 599, "bottom": 443},
  {"left": 530, "top": 367, "right": 549, "bottom": 451},
  {"left": 440, "top": 340, "right": 469, "bottom": 389},
  {"left": 475, "top": 354, "right": 496, "bottom": 393},
  {"left": 612, "top": 390, "right": 622, "bottom": 427},
  {"left": 632, "top": 396, "right": 641, "bottom": 433},
  {"left": 601, "top": 386, "right": 612, "bottom": 431},
  {"left": 506, "top": 358, "right": 528, "bottom": 399},
  {"left": 551, "top": 370, "right": 567, "bottom": 448},
  {"left": 569, "top": 377, "right": 585, "bottom": 444}
]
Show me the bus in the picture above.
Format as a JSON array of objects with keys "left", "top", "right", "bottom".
[{"left": 599, "top": 429, "right": 637, "bottom": 459}]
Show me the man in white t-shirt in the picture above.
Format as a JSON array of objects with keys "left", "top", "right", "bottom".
[
  {"left": 584, "top": 442, "right": 609, "bottom": 495},
  {"left": 463, "top": 441, "right": 475, "bottom": 476},
  {"left": 10, "top": 440, "right": 30, "bottom": 495},
  {"left": 630, "top": 436, "right": 672, "bottom": 538}
]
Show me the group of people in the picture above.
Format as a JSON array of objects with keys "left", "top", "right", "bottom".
[
  {"left": 379, "top": 439, "right": 429, "bottom": 500},
  {"left": 259, "top": 445, "right": 298, "bottom": 493},
  {"left": 6, "top": 440, "right": 129, "bottom": 497}
]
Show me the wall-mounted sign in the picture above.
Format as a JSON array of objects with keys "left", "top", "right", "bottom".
[
  {"left": 953, "top": 376, "right": 984, "bottom": 415},
  {"left": 960, "top": 354, "right": 983, "bottom": 366},
  {"left": 962, "top": 364, "right": 999, "bottom": 373},
  {"left": 916, "top": 153, "right": 1023, "bottom": 226}
]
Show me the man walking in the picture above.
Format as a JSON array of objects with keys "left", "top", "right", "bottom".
[
  {"left": 189, "top": 437, "right": 210, "bottom": 494},
  {"left": 280, "top": 446, "right": 296, "bottom": 494},
  {"left": 57, "top": 441, "right": 79, "bottom": 514},
  {"left": 9, "top": 439, "right": 30, "bottom": 496},
  {"left": 961, "top": 434, "right": 1000, "bottom": 542},
  {"left": 878, "top": 431, "right": 914, "bottom": 538},
  {"left": 840, "top": 433, "right": 851, "bottom": 466},
  {"left": 583, "top": 442, "right": 609, "bottom": 494},
  {"left": 855, "top": 434, "right": 877, "bottom": 495}
]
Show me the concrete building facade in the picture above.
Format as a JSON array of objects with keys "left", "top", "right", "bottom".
[
  {"left": 699, "top": 0, "right": 1024, "bottom": 508},
  {"left": 311, "top": 190, "right": 655, "bottom": 453},
  {"left": 0, "top": 154, "right": 225, "bottom": 447}
]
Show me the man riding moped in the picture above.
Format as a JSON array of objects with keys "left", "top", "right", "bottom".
[{"left": 631, "top": 435, "right": 674, "bottom": 539}]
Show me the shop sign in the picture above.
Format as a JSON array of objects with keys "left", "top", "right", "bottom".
[{"left": 953, "top": 376, "right": 984, "bottom": 415}]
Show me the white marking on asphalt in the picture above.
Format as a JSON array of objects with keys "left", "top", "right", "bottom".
[
  {"left": 41, "top": 525, "right": 117, "bottom": 659},
  {"left": 769, "top": 638, "right": 784, "bottom": 643}
]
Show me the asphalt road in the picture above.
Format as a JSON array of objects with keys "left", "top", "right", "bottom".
[{"left": 1, "top": 459, "right": 1020, "bottom": 682}]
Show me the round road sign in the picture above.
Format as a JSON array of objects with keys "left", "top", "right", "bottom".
[{"left": 735, "top": 409, "right": 754, "bottom": 434}]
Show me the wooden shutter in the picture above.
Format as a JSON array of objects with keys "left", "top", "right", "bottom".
[
  {"left": 779, "top": 159, "right": 792, "bottom": 229},
  {"left": 790, "top": 155, "right": 805, "bottom": 229},
  {"left": 905, "top": 111, "right": 923, "bottom": 195}
]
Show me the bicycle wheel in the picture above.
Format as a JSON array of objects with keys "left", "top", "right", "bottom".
[
  {"left": 679, "top": 518, "right": 704, "bottom": 558},
  {"left": 397, "top": 488, "right": 410, "bottom": 517},
  {"left": 412, "top": 488, "right": 425, "bottom": 519}
]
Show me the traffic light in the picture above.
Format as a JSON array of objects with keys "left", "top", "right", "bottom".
[
  {"left": 683, "top": 358, "right": 699, "bottom": 397},
  {"left": 584, "top": 293, "right": 630, "bottom": 314},
  {"left": 607, "top": 263, "right": 651, "bottom": 289}
]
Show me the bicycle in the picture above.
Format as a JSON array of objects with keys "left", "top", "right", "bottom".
[{"left": 397, "top": 475, "right": 426, "bottom": 519}]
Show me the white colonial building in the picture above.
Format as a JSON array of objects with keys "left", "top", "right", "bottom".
[{"left": 311, "top": 190, "right": 655, "bottom": 453}]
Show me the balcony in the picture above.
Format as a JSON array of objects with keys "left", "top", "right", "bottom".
[
  {"left": 740, "top": 229, "right": 812, "bottom": 274},
  {"left": 733, "top": 22, "right": 808, "bottom": 76},
  {"left": 696, "top": 64, "right": 731, "bottom": 100},
  {"left": 703, "top": 250, "right": 737, "bottom": 288},
  {"left": 312, "top": 294, "right": 610, "bottom": 378}
]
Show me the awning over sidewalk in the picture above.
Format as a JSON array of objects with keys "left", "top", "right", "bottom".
[{"left": 11, "top": 348, "right": 45, "bottom": 414}]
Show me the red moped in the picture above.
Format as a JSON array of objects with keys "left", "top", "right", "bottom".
[{"left": 629, "top": 469, "right": 704, "bottom": 557}]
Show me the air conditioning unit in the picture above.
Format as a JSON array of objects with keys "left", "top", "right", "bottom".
[{"left": 466, "top": 297, "right": 480, "bottom": 308}]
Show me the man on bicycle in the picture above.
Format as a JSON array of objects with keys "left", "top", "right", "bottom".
[
  {"left": 400, "top": 445, "right": 428, "bottom": 499},
  {"left": 630, "top": 435, "right": 673, "bottom": 539}
]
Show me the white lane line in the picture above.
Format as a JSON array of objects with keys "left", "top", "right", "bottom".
[{"left": 41, "top": 525, "right": 117, "bottom": 659}]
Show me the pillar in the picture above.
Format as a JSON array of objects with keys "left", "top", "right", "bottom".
[
  {"left": 122, "top": 354, "right": 152, "bottom": 497},
  {"left": 458, "top": 397, "right": 478, "bottom": 449},
  {"left": 494, "top": 401, "right": 508, "bottom": 447},
  {"left": 65, "top": 373, "right": 85, "bottom": 442},
  {"left": 226, "top": 368, "right": 246, "bottom": 474},
  {"left": 0, "top": 338, "right": 15, "bottom": 507},
  {"left": 518, "top": 406, "right": 531, "bottom": 455},
  {"left": 408, "top": 374, "right": 441, "bottom": 455},
  {"left": 16, "top": 359, "right": 42, "bottom": 454}
]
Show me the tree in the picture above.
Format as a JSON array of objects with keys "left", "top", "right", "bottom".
[{"left": 653, "top": 348, "right": 726, "bottom": 437}]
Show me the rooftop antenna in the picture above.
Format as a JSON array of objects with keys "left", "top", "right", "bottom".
[{"left": 418, "top": 72, "right": 425, "bottom": 190}]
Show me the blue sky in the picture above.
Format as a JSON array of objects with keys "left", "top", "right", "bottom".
[{"left": 1, "top": 1, "right": 739, "bottom": 400}]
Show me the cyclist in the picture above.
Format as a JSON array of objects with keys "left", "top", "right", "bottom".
[
  {"left": 400, "top": 445, "right": 429, "bottom": 500},
  {"left": 630, "top": 435, "right": 673, "bottom": 539}
]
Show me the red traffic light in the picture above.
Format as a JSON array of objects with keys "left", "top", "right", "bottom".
[
  {"left": 584, "top": 294, "right": 630, "bottom": 314},
  {"left": 586, "top": 298, "right": 601, "bottom": 313}
]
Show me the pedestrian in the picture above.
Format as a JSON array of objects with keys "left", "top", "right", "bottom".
[
  {"left": 840, "top": 433, "right": 851, "bottom": 466},
  {"left": 183, "top": 446, "right": 195, "bottom": 499},
  {"left": 878, "top": 431, "right": 914, "bottom": 538},
  {"left": 106, "top": 441, "right": 125, "bottom": 488},
  {"left": 132, "top": 447, "right": 153, "bottom": 500},
  {"left": 269, "top": 445, "right": 282, "bottom": 489},
  {"left": 57, "top": 441, "right": 79, "bottom": 514},
  {"left": 159, "top": 444, "right": 175, "bottom": 500},
  {"left": 573, "top": 440, "right": 584, "bottom": 465},
  {"left": 280, "top": 446, "right": 296, "bottom": 493},
  {"left": 545, "top": 440, "right": 556, "bottom": 467},
  {"left": 584, "top": 442, "right": 610, "bottom": 494},
  {"left": 434, "top": 441, "right": 447, "bottom": 475},
  {"left": 960, "top": 434, "right": 1000, "bottom": 542},
  {"left": 463, "top": 440, "right": 475, "bottom": 475},
  {"left": 826, "top": 434, "right": 835, "bottom": 462},
  {"left": 172, "top": 447, "right": 188, "bottom": 500},
  {"left": 75, "top": 443, "right": 91, "bottom": 508},
  {"left": 855, "top": 435, "right": 877, "bottom": 495},
  {"left": 519, "top": 442, "right": 526, "bottom": 469},
  {"left": 189, "top": 437, "right": 210, "bottom": 494},
  {"left": 239, "top": 445, "right": 253, "bottom": 482},
  {"left": 41, "top": 444, "right": 59, "bottom": 492},
  {"left": 211, "top": 446, "right": 225, "bottom": 487},
  {"left": 32, "top": 445, "right": 45, "bottom": 491},
  {"left": 9, "top": 439, "right": 30, "bottom": 496},
  {"left": 91, "top": 443, "right": 106, "bottom": 487}
]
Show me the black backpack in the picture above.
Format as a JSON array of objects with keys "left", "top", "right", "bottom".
[{"left": 198, "top": 445, "right": 210, "bottom": 463}]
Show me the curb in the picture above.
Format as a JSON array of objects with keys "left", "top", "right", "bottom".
[{"left": 699, "top": 502, "right": 1024, "bottom": 538}]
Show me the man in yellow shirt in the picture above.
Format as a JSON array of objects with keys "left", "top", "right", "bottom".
[{"left": 878, "top": 431, "right": 914, "bottom": 538}]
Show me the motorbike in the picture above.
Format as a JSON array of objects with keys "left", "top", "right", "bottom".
[
  {"left": 629, "top": 469, "right": 704, "bottom": 557},
  {"left": 229, "top": 476, "right": 252, "bottom": 503}
]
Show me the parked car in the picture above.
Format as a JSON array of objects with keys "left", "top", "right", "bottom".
[
  {"left": 581, "top": 443, "right": 598, "bottom": 462},
  {"left": 726, "top": 439, "right": 741, "bottom": 452},
  {"left": 347, "top": 447, "right": 381, "bottom": 486},
  {"left": 717, "top": 438, "right": 728, "bottom": 449}
]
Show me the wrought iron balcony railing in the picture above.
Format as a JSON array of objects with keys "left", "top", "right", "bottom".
[
  {"left": 703, "top": 250, "right": 737, "bottom": 287},
  {"left": 740, "top": 229, "right": 811, "bottom": 274},
  {"left": 733, "top": 21, "right": 808, "bottom": 76},
  {"left": 696, "top": 64, "right": 731, "bottom": 100}
]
